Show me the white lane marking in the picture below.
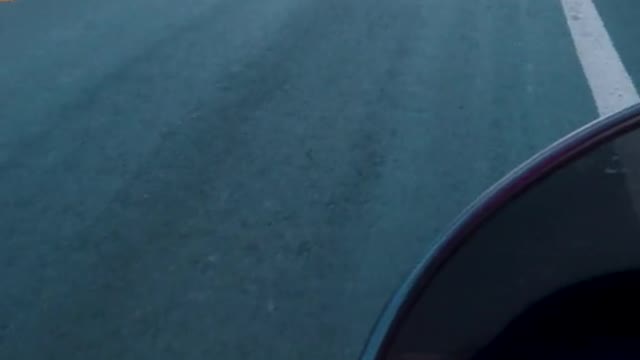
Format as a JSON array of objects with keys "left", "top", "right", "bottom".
[{"left": 561, "top": 0, "right": 640, "bottom": 116}]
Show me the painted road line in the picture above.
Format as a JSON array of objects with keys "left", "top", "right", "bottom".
[{"left": 561, "top": 0, "right": 640, "bottom": 116}]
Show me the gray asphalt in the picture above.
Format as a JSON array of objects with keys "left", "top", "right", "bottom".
[{"left": 0, "top": 0, "right": 607, "bottom": 359}]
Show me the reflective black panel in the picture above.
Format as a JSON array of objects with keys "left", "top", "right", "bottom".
[{"left": 384, "top": 126, "right": 640, "bottom": 360}]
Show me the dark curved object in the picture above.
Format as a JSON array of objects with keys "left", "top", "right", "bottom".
[
  {"left": 472, "top": 270, "right": 640, "bottom": 360},
  {"left": 360, "top": 103, "right": 640, "bottom": 360}
]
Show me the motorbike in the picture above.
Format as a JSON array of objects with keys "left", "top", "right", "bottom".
[{"left": 361, "top": 104, "right": 640, "bottom": 360}]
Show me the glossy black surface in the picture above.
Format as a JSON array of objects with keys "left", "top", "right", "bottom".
[
  {"left": 362, "top": 105, "right": 640, "bottom": 360},
  {"left": 471, "top": 270, "right": 640, "bottom": 360}
]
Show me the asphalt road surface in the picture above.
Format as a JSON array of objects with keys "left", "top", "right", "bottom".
[{"left": 0, "top": 0, "right": 637, "bottom": 359}]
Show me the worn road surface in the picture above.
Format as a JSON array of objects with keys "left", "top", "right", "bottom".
[{"left": 1, "top": 0, "right": 636, "bottom": 359}]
